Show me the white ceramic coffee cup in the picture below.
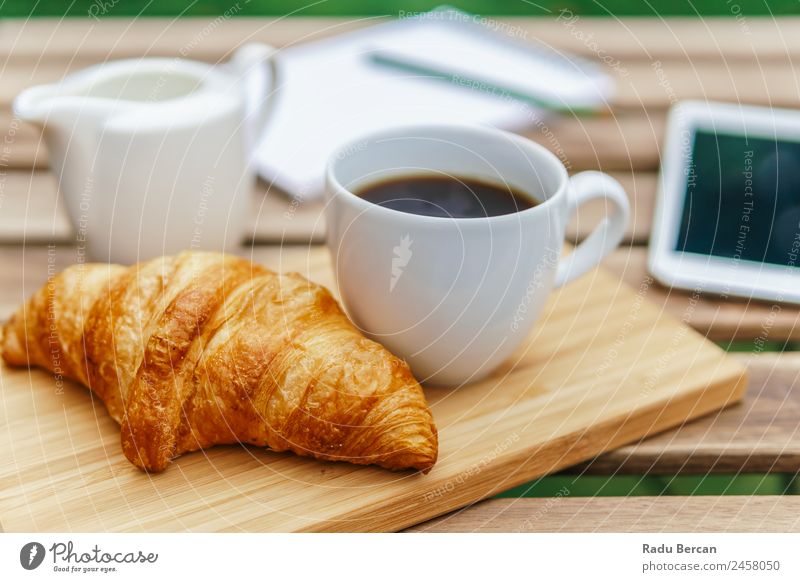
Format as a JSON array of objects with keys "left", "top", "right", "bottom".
[{"left": 325, "top": 124, "right": 630, "bottom": 386}]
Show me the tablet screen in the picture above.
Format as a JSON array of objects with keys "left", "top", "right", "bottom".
[{"left": 675, "top": 129, "right": 800, "bottom": 267}]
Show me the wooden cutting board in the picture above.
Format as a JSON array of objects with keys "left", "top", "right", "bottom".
[{"left": 0, "top": 247, "right": 747, "bottom": 532}]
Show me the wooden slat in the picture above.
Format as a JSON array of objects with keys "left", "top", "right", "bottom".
[
  {"left": 583, "top": 353, "right": 800, "bottom": 474},
  {"left": 603, "top": 247, "right": 800, "bottom": 342},
  {"left": 0, "top": 110, "right": 665, "bottom": 171},
  {"left": 611, "top": 60, "right": 800, "bottom": 109},
  {"left": 408, "top": 496, "right": 800, "bottom": 532},
  {"left": 526, "top": 111, "right": 663, "bottom": 172},
  {"left": 0, "top": 112, "right": 47, "bottom": 169},
  {"left": 0, "top": 18, "right": 378, "bottom": 63},
  {"left": 3, "top": 17, "right": 800, "bottom": 64},
  {"left": 0, "top": 173, "right": 326, "bottom": 244},
  {"left": 4, "top": 59, "right": 800, "bottom": 112},
  {"left": 520, "top": 17, "right": 800, "bottom": 62},
  {"left": 0, "top": 172, "right": 70, "bottom": 240},
  {"left": 0, "top": 170, "right": 654, "bottom": 245}
]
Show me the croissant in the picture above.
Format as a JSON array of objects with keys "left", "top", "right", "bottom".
[{"left": 2, "top": 251, "right": 437, "bottom": 473}]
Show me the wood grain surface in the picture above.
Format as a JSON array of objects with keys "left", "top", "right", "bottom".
[
  {"left": 0, "top": 246, "right": 746, "bottom": 532},
  {"left": 584, "top": 353, "right": 800, "bottom": 474},
  {"left": 3, "top": 17, "right": 799, "bottom": 63},
  {"left": 1, "top": 17, "right": 798, "bottom": 533},
  {"left": 408, "top": 496, "right": 800, "bottom": 532},
  {"left": 0, "top": 111, "right": 666, "bottom": 171}
]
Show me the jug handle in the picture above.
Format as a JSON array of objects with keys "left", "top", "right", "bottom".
[{"left": 228, "top": 43, "right": 280, "bottom": 154}]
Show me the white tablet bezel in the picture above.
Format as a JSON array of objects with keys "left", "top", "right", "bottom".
[{"left": 648, "top": 100, "right": 800, "bottom": 305}]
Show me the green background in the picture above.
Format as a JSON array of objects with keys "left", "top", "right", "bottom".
[
  {"left": 3, "top": 0, "right": 800, "bottom": 18},
  {"left": 5, "top": 0, "right": 798, "bottom": 498}
]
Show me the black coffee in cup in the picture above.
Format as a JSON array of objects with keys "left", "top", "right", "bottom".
[{"left": 356, "top": 175, "right": 537, "bottom": 218}]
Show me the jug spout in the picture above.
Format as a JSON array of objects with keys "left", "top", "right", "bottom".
[
  {"left": 14, "top": 84, "right": 62, "bottom": 126},
  {"left": 15, "top": 84, "right": 118, "bottom": 239},
  {"left": 15, "top": 80, "right": 119, "bottom": 129}
]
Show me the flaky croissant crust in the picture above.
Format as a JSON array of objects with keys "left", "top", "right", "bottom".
[{"left": 2, "top": 252, "right": 438, "bottom": 473}]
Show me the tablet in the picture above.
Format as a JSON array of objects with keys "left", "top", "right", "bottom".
[{"left": 648, "top": 100, "right": 800, "bottom": 305}]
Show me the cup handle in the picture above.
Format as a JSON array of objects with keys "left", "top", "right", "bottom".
[{"left": 554, "top": 171, "right": 631, "bottom": 287}]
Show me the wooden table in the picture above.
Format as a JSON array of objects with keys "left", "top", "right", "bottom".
[{"left": 1, "top": 16, "right": 799, "bottom": 533}]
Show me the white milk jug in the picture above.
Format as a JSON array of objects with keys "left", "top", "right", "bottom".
[{"left": 15, "top": 43, "right": 278, "bottom": 263}]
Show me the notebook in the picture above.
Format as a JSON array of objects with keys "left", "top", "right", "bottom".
[{"left": 254, "top": 7, "right": 613, "bottom": 201}]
